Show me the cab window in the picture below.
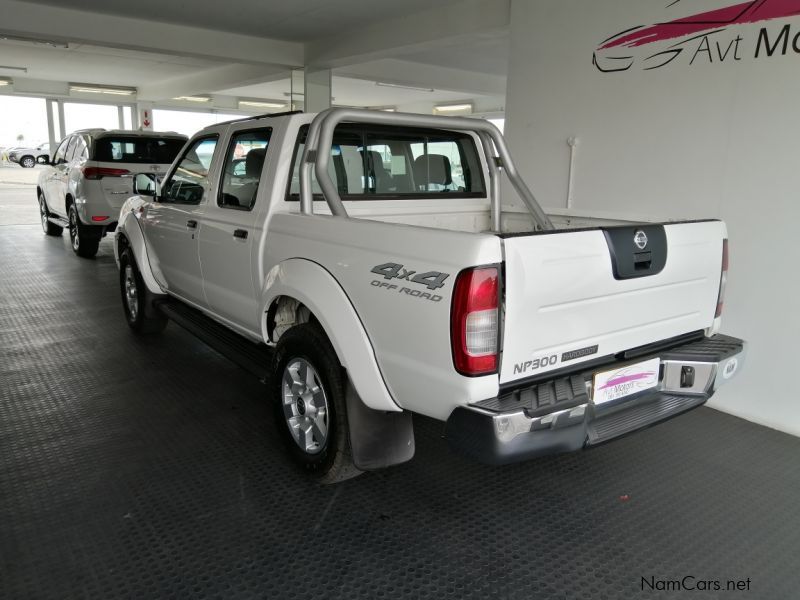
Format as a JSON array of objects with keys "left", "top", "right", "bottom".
[
  {"left": 160, "top": 136, "right": 219, "bottom": 205},
  {"left": 218, "top": 128, "right": 272, "bottom": 211}
]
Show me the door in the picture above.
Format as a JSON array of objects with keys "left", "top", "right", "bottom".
[
  {"left": 198, "top": 127, "right": 272, "bottom": 331},
  {"left": 142, "top": 135, "right": 219, "bottom": 307},
  {"left": 45, "top": 136, "right": 73, "bottom": 217}
]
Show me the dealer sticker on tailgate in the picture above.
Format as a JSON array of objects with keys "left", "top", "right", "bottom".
[{"left": 592, "top": 358, "right": 660, "bottom": 405}]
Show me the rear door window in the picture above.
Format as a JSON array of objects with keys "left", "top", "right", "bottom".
[
  {"left": 52, "top": 138, "right": 70, "bottom": 164},
  {"left": 218, "top": 128, "right": 272, "bottom": 211},
  {"left": 287, "top": 124, "right": 485, "bottom": 200},
  {"left": 64, "top": 136, "right": 78, "bottom": 163},
  {"left": 93, "top": 136, "right": 186, "bottom": 164}
]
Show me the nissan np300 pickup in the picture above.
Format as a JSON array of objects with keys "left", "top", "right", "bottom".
[{"left": 114, "top": 108, "right": 745, "bottom": 482}]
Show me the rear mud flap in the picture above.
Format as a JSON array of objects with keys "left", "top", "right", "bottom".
[{"left": 346, "top": 380, "right": 415, "bottom": 471}]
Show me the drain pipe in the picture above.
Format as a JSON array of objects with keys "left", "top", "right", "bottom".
[{"left": 566, "top": 136, "right": 578, "bottom": 209}]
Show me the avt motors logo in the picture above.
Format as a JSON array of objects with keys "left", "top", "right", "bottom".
[{"left": 594, "top": 0, "right": 800, "bottom": 73}]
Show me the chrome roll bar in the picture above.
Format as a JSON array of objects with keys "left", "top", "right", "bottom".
[{"left": 299, "top": 108, "right": 554, "bottom": 231}]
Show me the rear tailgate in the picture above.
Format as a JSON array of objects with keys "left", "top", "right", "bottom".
[
  {"left": 499, "top": 220, "right": 725, "bottom": 384},
  {"left": 96, "top": 162, "right": 168, "bottom": 210}
]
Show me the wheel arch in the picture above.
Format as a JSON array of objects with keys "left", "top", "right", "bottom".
[
  {"left": 115, "top": 212, "right": 163, "bottom": 295},
  {"left": 262, "top": 258, "right": 400, "bottom": 413}
]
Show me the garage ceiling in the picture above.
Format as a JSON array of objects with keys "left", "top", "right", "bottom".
[
  {"left": 17, "top": 0, "right": 470, "bottom": 41},
  {"left": 0, "top": 40, "right": 220, "bottom": 87},
  {"left": 1, "top": 0, "right": 509, "bottom": 110}
]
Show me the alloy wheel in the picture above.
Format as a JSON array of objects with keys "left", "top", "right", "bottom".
[
  {"left": 69, "top": 209, "right": 79, "bottom": 251},
  {"left": 38, "top": 195, "right": 49, "bottom": 234},
  {"left": 281, "top": 358, "right": 330, "bottom": 454},
  {"left": 123, "top": 264, "right": 139, "bottom": 321}
]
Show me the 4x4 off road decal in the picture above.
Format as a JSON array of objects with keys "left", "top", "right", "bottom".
[{"left": 370, "top": 262, "right": 449, "bottom": 303}]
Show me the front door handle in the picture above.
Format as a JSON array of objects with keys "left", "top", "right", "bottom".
[
  {"left": 233, "top": 228, "right": 248, "bottom": 240},
  {"left": 186, "top": 219, "right": 198, "bottom": 229}
]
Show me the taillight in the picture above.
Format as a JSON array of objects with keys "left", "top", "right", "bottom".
[
  {"left": 715, "top": 239, "right": 728, "bottom": 318},
  {"left": 82, "top": 167, "right": 130, "bottom": 180},
  {"left": 451, "top": 266, "right": 500, "bottom": 376}
]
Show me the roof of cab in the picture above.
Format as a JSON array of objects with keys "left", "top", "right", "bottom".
[
  {"left": 71, "top": 128, "right": 187, "bottom": 139},
  {"left": 195, "top": 110, "right": 305, "bottom": 135}
]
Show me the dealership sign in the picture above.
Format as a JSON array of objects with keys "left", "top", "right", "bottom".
[{"left": 594, "top": 0, "right": 800, "bottom": 72}]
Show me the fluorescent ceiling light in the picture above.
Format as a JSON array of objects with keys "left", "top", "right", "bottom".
[
  {"left": 0, "top": 78, "right": 11, "bottom": 86},
  {"left": 239, "top": 99, "right": 287, "bottom": 109},
  {"left": 0, "top": 34, "right": 68, "bottom": 48},
  {"left": 173, "top": 95, "right": 211, "bottom": 103},
  {"left": 433, "top": 103, "right": 474, "bottom": 114},
  {"left": 70, "top": 83, "right": 136, "bottom": 96},
  {"left": 375, "top": 81, "right": 434, "bottom": 93}
]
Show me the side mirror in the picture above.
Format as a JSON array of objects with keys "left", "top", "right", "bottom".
[{"left": 133, "top": 173, "right": 157, "bottom": 197}]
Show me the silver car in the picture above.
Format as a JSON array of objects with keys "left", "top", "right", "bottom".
[
  {"left": 10, "top": 143, "right": 51, "bottom": 168},
  {"left": 37, "top": 129, "right": 187, "bottom": 258}
]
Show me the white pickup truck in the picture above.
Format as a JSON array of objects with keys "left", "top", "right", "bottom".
[{"left": 115, "top": 108, "right": 745, "bottom": 482}]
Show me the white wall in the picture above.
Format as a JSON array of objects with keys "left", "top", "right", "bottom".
[{"left": 504, "top": 0, "right": 800, "bottom": 436}]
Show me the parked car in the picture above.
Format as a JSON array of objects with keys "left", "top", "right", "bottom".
[
  {"left": 115, "top": 108, "right": 745, "bottom": 482},
  {"left": 37, "top": 129, "right": 187, "bottom": 258},
  {"left": 10, "top": 143, "right": 52, "bottom": 168}
]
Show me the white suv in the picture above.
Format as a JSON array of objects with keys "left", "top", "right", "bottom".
[
  {"left": 9, "top": 143, "right": 52, "bottom": 168},
  {"left": 37, "top": 129, "right": 187, "bottom": 257}
]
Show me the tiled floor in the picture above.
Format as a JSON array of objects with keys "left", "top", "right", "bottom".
[{"left": 1, "top": 221, "right": 799, "bottom": 599}]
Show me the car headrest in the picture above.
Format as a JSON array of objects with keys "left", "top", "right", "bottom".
[
  {"left": 361, "top": 150, "right": 388, "bottom": 173},
  {"left": 412, "top": 154, "right": 452, "bottom": 187},
  {"left": 245, "top": 148, "right": 267, "bottom": 178}
]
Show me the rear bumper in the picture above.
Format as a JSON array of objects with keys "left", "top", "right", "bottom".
[{"left": 445, "top": 334, "right": 746, "bottom": 465}]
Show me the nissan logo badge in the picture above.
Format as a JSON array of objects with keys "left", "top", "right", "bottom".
[{"left": 634, "top": 230, "right": 648, "bottom": 250}]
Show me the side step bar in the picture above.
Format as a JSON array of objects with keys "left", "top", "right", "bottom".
[
  {"left": 48, "top": 216, "right": 69, "bottom": 228},
  {"left": 158, "top": 300, "right": 274, "bottom": 381}
]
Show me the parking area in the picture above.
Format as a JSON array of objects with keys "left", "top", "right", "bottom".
[
  {"left": 0, "top": 202, "right": 798, "bottom": 598},
  {"left": 2, "top": 0, "right": 800, "bottom": 597}
]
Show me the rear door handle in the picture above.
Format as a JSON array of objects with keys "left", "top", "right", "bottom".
[
  {"left": 233, "top": 228, "right": 248, "bottom": 240},
  {"left": 186, "top": 219, "right": 198, "bottom": 229}
]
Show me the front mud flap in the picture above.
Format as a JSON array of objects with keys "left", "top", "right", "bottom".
[{"left": 345, "top": 380, "right": 415, "bottom": 471}]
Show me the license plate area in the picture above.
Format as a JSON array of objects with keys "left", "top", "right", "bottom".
[{"left": 592, "top": 357, "right": 660, "bottom": 405}]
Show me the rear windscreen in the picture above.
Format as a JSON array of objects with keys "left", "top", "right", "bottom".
[
  {"left": 92, "top": 137, "right": 185, "bottom": 164},
  {"left": 287, "top": 124, "right": 486, "bottom": 200}
]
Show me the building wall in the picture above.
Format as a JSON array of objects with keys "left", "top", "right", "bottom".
[{"left": 504, "top": 0, "right": 800, "bottom": 435}]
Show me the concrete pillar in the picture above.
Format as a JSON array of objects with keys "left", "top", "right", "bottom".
[
  {"left": 304, "top": 67, "right": 332, "bottom": 113},
  {"left": 136, "top": 102, "right": 154, "bottom": 131},
  {"left": 45, "top": 99, "right": 58, "bottom": 149}
]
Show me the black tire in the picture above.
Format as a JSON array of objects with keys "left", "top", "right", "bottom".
[
  {"left": 20, "top": 155, "right": 35, "bottom": 168},
  {"left": 119, "top": 248, "right": 168, "bottom": 334},
  {"left": 68, "top": 204, "right": 100, "bottom": 258},
  {"left": 38, "top": 191, "right": 63, "bottom": 236},
  {"left": 272, "top": 323, "right": 361, "bottom": 483}
]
